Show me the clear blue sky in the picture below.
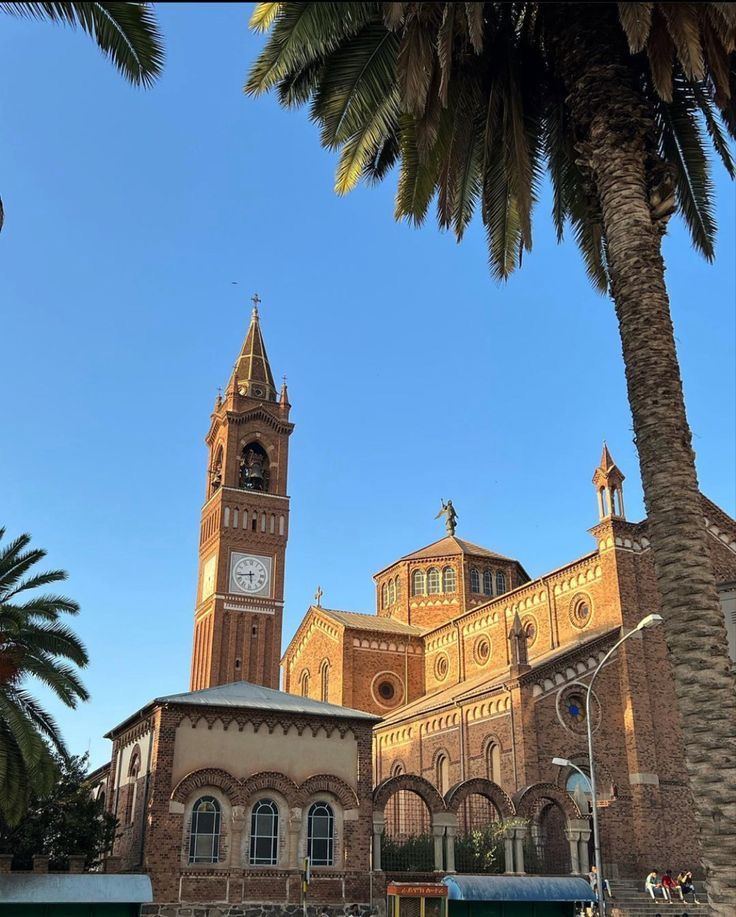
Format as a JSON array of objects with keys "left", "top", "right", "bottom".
[{"left": 1, "top": 4, "right": 734, "bottom": 769}]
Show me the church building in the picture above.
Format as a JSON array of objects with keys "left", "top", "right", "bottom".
[{"left": 93, "top": 304, "right": 736, "bottom": 913}]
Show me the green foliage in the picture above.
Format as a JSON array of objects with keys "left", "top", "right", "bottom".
[
  {"left": 246, "top": 2, "right": 736, "bottom": 288},
  {"left": 0, "top": 2, "right": 164, "bottom": 87},
  {"left": 381, "top": 833, "right": 434, "bottom": 872},
  {"left": 0, "top": 527, "right": 89, "bottom": 824},
  {"left": 0, "top": 752, "right": 116, "bottom": 870},
  {"left": 454, "top": 826, "right": 505, "bottom": 874}
]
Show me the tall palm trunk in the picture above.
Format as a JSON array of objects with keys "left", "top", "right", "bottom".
[{"left": 550, "top": 6, "right": 736, "bottom": 912}]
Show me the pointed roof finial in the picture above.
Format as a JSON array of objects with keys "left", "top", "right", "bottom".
[{"left": 230, "top": 294, "right": 276, "bottom": 401}]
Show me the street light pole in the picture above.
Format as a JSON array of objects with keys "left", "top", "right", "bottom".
[{"left": 556, "top": 612, "right": 663, "bottom": 917}]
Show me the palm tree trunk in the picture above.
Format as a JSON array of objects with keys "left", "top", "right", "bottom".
[{"left": 549, "top": 6, "right": 736, "bottom": 912}]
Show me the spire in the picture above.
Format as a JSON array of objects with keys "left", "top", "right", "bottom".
[
  {"left": 279, "top": 375, "right": 291, "bottom": 419},
  {"left": 509, "top": 611, "right": 529, "bottom": 670},
  {"left": 231, "top": 294, "right": 277, "bottom": 401},
  {"left": 593, "top": 441, "right": 626, "bottom": 520}
]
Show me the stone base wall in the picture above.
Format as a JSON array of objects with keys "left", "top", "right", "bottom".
[{"left": 141, "top": 905, "right": 381, "bottom": 917}]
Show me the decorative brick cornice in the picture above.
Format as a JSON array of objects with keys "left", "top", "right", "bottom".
[{"left": 226, "top": 408, "right": 294, "bottom": 435}]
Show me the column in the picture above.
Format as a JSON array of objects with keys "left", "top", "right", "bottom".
[
  {"left": 565, "top": 828, "right": 581, "bottom": 875},
  {"left": 432, "top": 823, "right": 445, "bottom": 872},
  {"left": 513, "top": 827, "right": 527, "bottom": 875},
  {"left": 579, "top": 830, "right": 591, "bottom": 875},
  {"left": 287, "top": 810, "right": 303, "bottom": 868},
  {"left": 444, "top": 826, "right": 456, "bottom": 874},
  {"left": 503, "top": 828, "right": 515, "bottom": 874},
  {"left": 372, "top": 813, "right": 385, "bottom": 872},
  {"left": 230, "top": 806, "right": 246, "bottom": 868}
]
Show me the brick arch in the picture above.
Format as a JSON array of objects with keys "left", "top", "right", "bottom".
[
  {"left": 445, "top": 778, "right": 515, "bottom": 818},
  {"left": 513, "top": 781, "right": 584, "bottom": 820},
  {"left": 374, "top": 773, "right": 446, "bottom": 813},
  {"left": 171, "top": 767, "right": 239, "bottom": 805},
  {"left": 300, "top": 775, "right": 359, "bottom": 810},
  {"left": 240, "top": 771, "right": 301, "bottom": 808}
]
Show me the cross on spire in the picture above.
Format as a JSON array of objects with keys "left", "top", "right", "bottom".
[
  {"left": 251, "top": 292, "right": 262, "bottom": 316},
  {"left": 314, "top": 585, "right": 323, "bottom": 607}
]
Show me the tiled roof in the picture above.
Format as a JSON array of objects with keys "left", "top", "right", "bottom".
[
  {"left": 158, "top": 680, "right": 378, "bottom": 720},
  {"left": 317, "top": 607, "right": 423, "bottom": 636},
  {"left": 399, "top": 536, "right": 515, "bottom": 563}
]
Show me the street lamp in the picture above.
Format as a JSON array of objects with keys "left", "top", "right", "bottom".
[{"left": 554, "top": 613, "right": 663, "bottom": 917}]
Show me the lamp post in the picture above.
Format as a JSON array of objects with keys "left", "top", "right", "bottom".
[{"left": 554, "top": 612, "right": 663, "bottom": 917}]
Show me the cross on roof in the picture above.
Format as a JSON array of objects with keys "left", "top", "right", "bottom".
[
  {"left": 251, "top": 292, "right": 262, "bottom": 315},
  {"left": 314, "top": 585, "right": 323, "bottom": 607}
]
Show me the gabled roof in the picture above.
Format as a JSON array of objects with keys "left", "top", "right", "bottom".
[{"left": 318, "top": 607, "right": 423, "bottom": 636}]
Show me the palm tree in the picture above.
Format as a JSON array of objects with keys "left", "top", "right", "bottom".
[
  {"left": 0, "top": 1, "right": 164, "bottom": 230},
  {"left": 0, "top": 528, "right": 89, "bottom": 824},
  {"left": 245, "top": 3, "right": 736, "bottom": 909}
]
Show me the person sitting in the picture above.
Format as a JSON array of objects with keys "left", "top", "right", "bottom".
[
  {"left": 662, "top": 870, "right": 682, "bottom": 902},
  {"left": 646, "top": 870, "right": 669, "bottom": 901},
  {"left": 677, "top": 870, "right": 701, "bottom": 905}
]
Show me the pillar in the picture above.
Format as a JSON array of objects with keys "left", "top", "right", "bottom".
[
  {"left": 372, "top": 813, "right": 385, "bottom": 872},
  {"left": 230, "top": 806, "right": 246, "bottom": 868},
  {"left": 432, "top": 824, "right": 445, "bottom": 872},
  {"left": 513, "top": 826, "right": 527, "bottom": 875},
  {"left": 503, "top": 828, "right": 515, "bottom": 874},
  {"left": 579, "top": 830, "right": 591, "bottom": 875},
  {"left": 565, "top": 828, "right": 581, "bottom": 874},
  {"left": 444, "top": 826, "right": 456, "bottom": 874},
  {"left": 287, "top": 810, "right": 303, "bottom": 868}
]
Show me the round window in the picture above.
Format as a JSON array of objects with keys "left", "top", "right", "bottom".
[
  {"left": 378, "top": 681, "right": 395, "bottom": 700},
  {"left": 371, "top": 672, "right": 403, "bottom": 708},
  {"left": 435, "top": 653, "right": 449, "bottom": 681},
  {"left": 474, "top": 636, "right": 491, "bottom": 665},
  {"left": 570, "top": 594, "right": 593, "bottom": 629},
  {"left": 556, "top": 684, "right": 601, "bottom": 735},
  {"left": 521, "top": 615, "right": 538, "bottom": 646}
]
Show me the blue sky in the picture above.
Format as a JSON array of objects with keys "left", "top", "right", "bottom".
[{"left": 1, "top": 4, "right": 733, "bottom": 769}]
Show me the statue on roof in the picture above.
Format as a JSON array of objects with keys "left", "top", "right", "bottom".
[{"left": 435, "top": 499, "right": 458, "bottom": 536}]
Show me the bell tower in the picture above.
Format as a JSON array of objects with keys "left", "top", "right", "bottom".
[{"left": 190, "top": 296, "right": 293, "bottom": 691}]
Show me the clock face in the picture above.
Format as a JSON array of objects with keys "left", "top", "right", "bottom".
[{"left": 230, "top": 554, "right": 270, "bottom": 595}]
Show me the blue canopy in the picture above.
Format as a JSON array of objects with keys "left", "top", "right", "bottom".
[{"left": 443, "top": 875, "right": 595, "bottom": 903}]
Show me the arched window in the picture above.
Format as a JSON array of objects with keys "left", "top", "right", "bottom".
[
  {"left": 388, "top": 578, "right": 396, "bottom": 605},
  {"left": 188, "top": 796, "right": 221, "bottom": 864},
  {"left": 300, "top": 670, "right": 310, "bottom": 697},
  {"left": 436, "top": 753, "right": 450, "bottom": 794},
  {"left": 470, "top": 568, "right": 481, "bottom": 593},
  {"left": 487, "top": 742, "right": 501, "bottom": 783},
  {"left": 442, "top": 566, "right": 456, "bottom": 593},
  {"left": 411, "top": 570, "right": 426, "bottom": 596},
  {"left": 394, "top": 576, "right": 400, "bottom": 602},
  {"left": 320, "top": 659, "right": 330, "bottom": 702},
  {"left": 483, "top": 570, "right": 493, "bottom": 596},
  {"left": 125, "top": 749, "right": 140, "bottom": 825},
  {"left": 381, "top": 582, "right": 389, "bottom": 609},
  {"left": 210, "top": 446, "right": 223, "bottom": 495},
  {"left": 427, "top": 568, "right": 441, "bottom": 594},
  {"left": 249, "top": 798, "right": 279, "bottom": 865},
  {"left": 239, "top": 442, "right": 270, "bottom": 492},
  {"left": 496, "top": 572, "right": 507, "bottom": 595},
  {"left": 307, "top": 802, "right": 334, "bottom": 866}
]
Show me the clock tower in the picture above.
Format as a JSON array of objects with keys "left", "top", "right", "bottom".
[{"left": 190, "top": 298, "right": 293, "bottom": 691}]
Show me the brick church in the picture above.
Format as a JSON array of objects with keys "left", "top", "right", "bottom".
[{"left": 93, "top": 305, "right": 736, "bottom": 911}]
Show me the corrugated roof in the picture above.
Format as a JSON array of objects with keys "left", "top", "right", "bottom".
[
  {"left": 443, "top": 875, "right": 595, "bottom": 903},
  {"left": 318, "top": 607, "right": 423, "bottom": 635},
  {"left": 0, "top": 874, "right": 153, "bottom": 904},
  {"left": 154, "top": 679, "right": 378, "bottom": 721},
  {"left": 399, "top": 536, "right": 515, "bottom": 563}
]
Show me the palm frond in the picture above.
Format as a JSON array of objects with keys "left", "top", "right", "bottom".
[
  {"left": 334, "top": 88, "right": 400, "bottom": 194},
  {"left": 618, "top": 2, "right": 654, "bottom": 53},
  {"left": 395, "top": 114, "right": 439, "bottom": 223},
  {"left": 0, "top": 2, "right": 164, "bottom": 86},
  {"left": 249, "top": 2, "right": 282, "bottom": 33}
]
